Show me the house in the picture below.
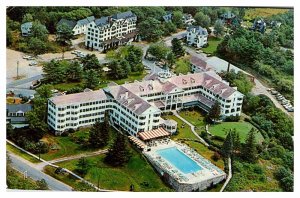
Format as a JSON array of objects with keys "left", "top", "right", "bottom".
[
  {"left": 48, "top": 69, "right": 243, "bottom": 135},
  {"left": 250, "top": 18, "right": 266, "bottom": 33},
  {"left": 21, "top": 22, "right": 32, "bottom": 36},
  {"left": 6, "top": 104, "right": 33, "bottom": 127},
  {"left": 57, "top": 16, "right": 95, "bottom": 35},
  {"left": 85, "top": 11, "right": 138, "bottom": 52},
  {"left": 220, "top": 11, "right": 237, "bottom": 25},
  {"left": 186, "top": 26, "right": 208, "bottom": 48},
  {"left": 190, "top": 56, "right": 213, "bottom": 73},
  {"left": 162, "top": 11, "right": 173, "bottom": 22},
  {"left": 182, "top": 14, "right": 195, "bottom": 25}
]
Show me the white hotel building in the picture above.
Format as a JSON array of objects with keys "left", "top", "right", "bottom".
[
  {"left": 48, "top": 68, "right": 243, "bottom": 135},
  {"left": 85, "top": 11, "right": 138, "bottom": 52}
]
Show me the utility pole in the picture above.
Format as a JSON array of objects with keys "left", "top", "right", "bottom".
[{"left": 17, "top": 61, "right": 19, "bottom": 79}]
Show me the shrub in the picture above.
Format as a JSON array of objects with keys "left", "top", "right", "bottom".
[
  {"left": 211, "top": 152, "right": 221, "bottom": 161},
  {"left": 68, "top": 128, "right": 76, "bottom": 133},
  {"left": 61, "top": 131, "right": 69, "bottom": 137},
  {"left": 224, "top": 115, "right": 240, "bottom": 122}
]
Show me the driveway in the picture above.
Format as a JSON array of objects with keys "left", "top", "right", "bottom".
[{"left": 7, "top": 152, "right": 73, "bottom": 191}]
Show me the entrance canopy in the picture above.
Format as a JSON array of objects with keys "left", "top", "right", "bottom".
[{"left": 138, "top": 127, "right": 170, "bottom": 141}]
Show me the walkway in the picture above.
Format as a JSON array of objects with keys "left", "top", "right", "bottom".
[
  {"left": 220, "top": 157, "right": 232, "bottom": 192},
  {"left": 172, "top": 111, "right": 209, "bottom": 146}
]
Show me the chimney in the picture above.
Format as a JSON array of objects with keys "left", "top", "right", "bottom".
[
  {"left": 125, "top": 91, "right": 128, "bottom": 99},
  {"left": 227, "top": 62, "right": 230, "bottom": 73}
]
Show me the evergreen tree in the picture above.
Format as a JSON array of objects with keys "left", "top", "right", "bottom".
[
  {"left": 89, "top": 120, "right": 107, "bottom": 148},
  {"left": 101, "top": 111, "right": 110, "bottom": 145},
  {"left": 42, "top": 60, "right": 67, "bottom": 84},
  {"left": 56, "top": 22, "right": 74, "bottom": 46},
  {"left": 171, "top": 38, "right": 185, "bottom": 57},
  {"left": 214, "top": 19, "right": 225, "bottom": 37},
  {"left": 221, "top": 129, "right": 233, "bottom": 157},
  {"left": 81, "top": 54, "right": 102, "bottom": 71},
  {"left": 172, "top": 11, "right": 184, "bottom": 28},
  {"left": 242, "top": 128, "right": 258, "bottom": 163},
  {"left": 83, "top": 69, "right": 99, "bottom": 89},
  {"left": 75, "top": 157, "right": 90, "bottom": 176},
  {"left": 207, "top": 101, "right": 221, "bottom": 123},
  {"left": 105, "top": 133, "right": 131, "bottom": 167},
  {"left": 31, "top": 20, "right": 49, "bottom": 42},
  {"left": 232, "top": 129, "right": 241, "bottom": 154}
]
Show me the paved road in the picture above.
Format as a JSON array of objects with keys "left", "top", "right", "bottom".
[
  {"left": 7, "top": 74, "right": 43, "bottom": 88},
  {"left": 8, "top": 152, "right": 73, "bottom": 191}
]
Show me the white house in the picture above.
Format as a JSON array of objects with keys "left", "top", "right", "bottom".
[
  {"left": 182, "top": 14, "right": 195, "bottom": 25},
  {"left": 48, "top": 70, "right": 243, "bottom": 135},
  {"left": 85, "top": 11, "right": 138, "bottom": 52},
  {"left": 57, "top": 16, "right": 95, "bottom": 35},
  {"left": 187, "top": 26, "right": 208, "bottom": 48}
]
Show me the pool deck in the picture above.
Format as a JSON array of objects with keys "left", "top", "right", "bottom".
[{"left": 143, "top": 139, "right": 226, "bottom": 191}]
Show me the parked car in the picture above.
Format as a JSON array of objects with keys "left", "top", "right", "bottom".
[
  {"left": 29, "top": 61, "right": 37, "bottom": 66},
  {"left": 77, "top": 52, "right": 86, "bottom": 58},
  {"left": 287, "top": 107, "right": 294, "bottom": 112},
  {"left": 281, "top": 100, "right": 289, "bottom": 105},
  {"left": 271, "top": 90, "right": 278, "bottom": 95},
  {"left": 71, "top": 50, "right": 81, "bottom": 55}
]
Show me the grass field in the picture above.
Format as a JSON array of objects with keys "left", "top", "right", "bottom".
[
  {"left": 161, "top": 114, "right": 197, "bottom": 140},
  {"left": 202, "top": 37, "right": 223, "bottom": 54},
  {"left": 208, "top": 122, "right": 264, "bottom": 143},
  {"left": 174, "top": 57, "right": 191, "bottom": 75},
  {"left": 40, "top": 128, "right": 95, "bottom": 161},
  {"left": 7, "top": 166, "right": 40, "bottom": 190},
  {"left": 6, "top": 143, "right": 40, "bottom": 163},
  {"left": 244, "top": 8, "right": 289, "bottom": 21},
  {"left": 53, "top": 147, "right": 172, "bottom": 192},
  {"left": 178, "top": 109, "right": 206, "bottom": 129}
]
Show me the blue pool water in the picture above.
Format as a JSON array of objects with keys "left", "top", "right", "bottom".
[{"left": 156, "top": 147, "right": 202, "bottom": 174}]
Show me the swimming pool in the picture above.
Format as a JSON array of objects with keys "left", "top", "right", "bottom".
[{"left": 156, "top": 147, "right": 202, "bottom": 174}]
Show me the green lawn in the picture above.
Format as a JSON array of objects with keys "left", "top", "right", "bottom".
[
  {"left": 40, "top": 128, "right": 96, "bottom": 161},
  {"left": 6, "top": 143, "right": 40, "bottom": 163},
  {"left": 178, "top": 109, "right": 206, "bottom": 129},
  {"left": 209, "top": 122, "right": 264, "bottom": 143},
  {"left": 202, "top": 37, "right": 223, "bottom": 54},
  {"left": 54, "top": 147, "right": 172, "bottom": 192},
  {"left": 7, "top": 166, "right": 40, "bottom": 190},
  {"left": 111, "top": 71, "right": 147, "bottom": 85},
  {"left": 161, "top": 114, "right": 197, "bottom": 140},
  {"left": 53, "top": 82, "right": 83, "bottom": 92},
  {"left": 174, "top": 58, "right": 191, "bottom": 75}
]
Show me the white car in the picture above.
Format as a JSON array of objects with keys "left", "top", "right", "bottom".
[
  {"left": 29, "top": 61, "right": 37, "bottom": 66},
  {"left": 72, "top": 50, "right": 81, "bottom": 55},
  {"left": 77, "top": 52, "right": 86, "bottom": 58}
]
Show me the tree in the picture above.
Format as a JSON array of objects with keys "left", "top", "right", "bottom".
[
  {"left": 22, "top": 13, "right": 33, "bottom": 23},
  {"left": 56, "top": 22, "right": 74, "bottom": 46},
  {"left": 275, "top": 166, "right": 294, "bottom": 192},
  {"left": 36, "top": 179, "right": 48, "bottom": 190},
  {"left": 125, "top": 45, "right": 144, "bottom": 72},
  {"left": 207, "top": 101, "right": 221, "bottom": 123},
  {"left": 105, "top": 133, "right": 131, "bottom": 167},
  {"left": 28, "top": 37, "right": 48, "bottom": 56},
  {"left": 147, "top": 42, "right": 171, "bottom": 61},
  {"left": 163, "top": 22, "right": 177, "bottom": 36},
  {"left": 83, "top": 69, "right": 99, "bottom": 89},
  {"left": 31, "top": 21, "right": 49, "bottom": 41},
  {"left": 172, "top": 11, "right": 183, "bottom": 28},
  {"left": 81, "top": 54, "right": 102, "bottom": 71},
  {"left": 166, "top": 52, "right": 175, "bottom": 67},
  {"left": 65, "top": 61, "right": 83, "bottom": 82},
  {"left": 242, "top": 128, "right": 258, "bottom": 163},
  {"left": 171, "top": 38, "right": 185, "bottom": 57},
  {"left": 108, "top": 60, "right": 130, "bottom": 80},
  {"left": 42, "top": 60, "right": 67, "bottom": 84},
  {"left": 221, "top": 130, "right": 233, "bottom": 157},
  {"left": 75, "top": 157, "right": 90, "bottom": 176},
  {"left": 88, "top": 118, "right": 109, "bottom": 148},
  {"left": 138, "top": 17, "right": 163, "bottom": 42},
  {"left": 194, "top": 11, "right": 211, "bottom": 28},
  {"left": 214, "top": 19, "right": 225, "bottom": 37}
]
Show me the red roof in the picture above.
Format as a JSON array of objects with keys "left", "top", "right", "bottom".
[
  {"left": 138, "top": 128, "right": 170, "bottom": 141},
  {"left": 190, "top": 56, "right": 212, "bottom": 71}
]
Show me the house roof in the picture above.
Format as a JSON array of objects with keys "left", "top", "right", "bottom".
[
  {"left": 108, "top": 85, "right": 155, "bottom": 115},
  {"left": 6, "top": 104, "right": 32, "bottom": 113},
  {"left": 190, "top": 56, "right": 212, "bottom": 71},
  {"left": 112, "top": 11, "right": 136, "bottom": 20},
  {"left": 57, "top": 18, "right": 77, "bottom": 29},
  {"left": 49, "top": 89, "right": 108, "bottom": 106},
  {"left": 187, "top": 25, "right": 208, "bottom": 35},
  {"left": 163, "top": 12, "right": 173, "bottom": 22},
  {"left": 94, "top": 16, "right": 109, "bottom": 27},
  {"left": 21, "top": 22, "right": 32, "bottom": 30},
  {"left": 77, "top": 16, "right": 95, "bottom": 26},
  {"left": 221, "top": 11, "right": 236, "bottom": 19}
]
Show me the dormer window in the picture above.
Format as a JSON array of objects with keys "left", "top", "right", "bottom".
[
  {"left": 182, "top": 79, "right": 187, "bottom": 84},
  {"left": 148, "top": 84, "right": 153, "bottom": 90},
  {"left": 190, "top": 78, "right": 195, "bottom": 83},
  {"left": 139, "top": 86, "right": 144, "bottom": 91}
]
